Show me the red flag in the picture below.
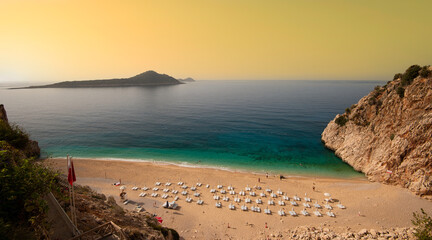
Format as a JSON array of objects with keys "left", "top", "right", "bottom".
[{"left": 68, "top": 156, "right": 76, "bottom": 186}]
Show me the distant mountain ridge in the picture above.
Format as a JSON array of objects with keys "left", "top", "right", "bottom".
[
  {"left": 20, "top": 70, "right": 183, "bottom": 88},
  {"left": 178, "top": 77, "right": 195, "bottom": 82}
]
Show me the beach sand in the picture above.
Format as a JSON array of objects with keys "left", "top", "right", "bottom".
[{"left": 44, "top": 158, "right": 432, "bottom": 239}]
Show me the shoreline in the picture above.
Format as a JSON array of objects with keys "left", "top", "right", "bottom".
[
  {"left": 44, "top": 157, "right": 432, "bottom": 239},
  {"left": 45, "top": 156, "right": 366, "bottom": 181}
]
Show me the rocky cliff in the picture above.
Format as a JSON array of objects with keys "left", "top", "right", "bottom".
[{"left": 322, "top": 65, "right": 432, "bottom": 197}]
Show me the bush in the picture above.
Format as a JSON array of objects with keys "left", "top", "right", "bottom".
[
  {"left": 419, "top": 65, "right": 431, "bottom": 78},
  {"left": 393, "top": 73, "right": 403, "bottom": 80},
  {"left": 0, "top": 121, "right": 29, "bottom": 150},
  {"left": 335, "top": 115, "right": 348, "bottom": 127},
  {"left": 396, "top": 86, "right": 405, "bottom": 98},
  {"left": 412, "top": 208, "right": 432, "bottom": 240},
  {"left": 368, "top": 96, "right": 377, "bottom": 105},
  {"left": 390, "top": 134, "right": 395, "bottom": 140},
  {"left": 345, "top": 108, "right": 351, "bottom": 114},
  {"left": 401, "top": 65, "right": 421, "bottom": 86}
]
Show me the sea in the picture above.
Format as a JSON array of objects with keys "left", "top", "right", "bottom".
[{"left": 0, "top": 80, "right": 384, "bottom": 178}]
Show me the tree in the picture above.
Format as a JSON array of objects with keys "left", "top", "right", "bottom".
[
  {"left": 335, "top": 115, "right": 348, "bottom": 126},
  {"left": 419, "top": 65, "right": 431, "bottom": 78},
  {"left": 401, "top": 65, "right": 421, "bottom": 86}
]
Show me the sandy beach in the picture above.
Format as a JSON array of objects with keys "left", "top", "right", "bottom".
[{"left": 44, "top": 158, "right": 432, "bottom": 239}]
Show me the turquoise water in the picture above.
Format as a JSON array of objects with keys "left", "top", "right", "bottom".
[{"left": 0, "top": 80, "right": 383, "bottom": 178}]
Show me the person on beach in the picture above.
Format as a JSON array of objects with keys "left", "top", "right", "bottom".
[
  {"left": 258, "top": 177, "right": 260, "bottom": 183},
  {"left": 120, "top": 189, "right": 126, "bottom": 200},
  {"left": 266, "top": 172, "right": 268, "bottom": 178}
]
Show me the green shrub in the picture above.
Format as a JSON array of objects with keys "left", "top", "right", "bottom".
[
  {"left": 335, "top": 115, "right": 348, "bottom": 126},
  {"left": 401, "top": 65, "right": 421, "bottom": 86},
  {"left": 390, "top": 134, "right": 395, "bottom": 140},
  {"left": 0, "top": 121, "right": 29, "bottom": 150},
  {"left": 419, "top": 65, "right": 431, "bottom": 78},
  {"left": 345, "top": 108, "right": 351, "bottom": 114},
  {"left": 397, "top": 86, "right": 405, "bottom": 98},
  {"left": 368, "top": 96, "right": 377, "bottom": 105},
  {"left": 393, "top": 73, "right": 403, "bottom": 80},
  {"left": 412, "top": 208, "right": 432, "bottom": 240}
]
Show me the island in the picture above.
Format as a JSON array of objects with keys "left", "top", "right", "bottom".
[
  {"left": 178, "top": 77, "right": 195, "bottom": 83},
  {"left": 19, "top": 70, "right": 183, "bottom": 88}
]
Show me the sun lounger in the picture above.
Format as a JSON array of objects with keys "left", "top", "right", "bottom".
[
  {"left": 206, "top": 184, "right": 210, "bottom": 188},
  {"left": 245, "top": 187, "right": 251, "bottom": 191},
  {"left": 177, "top": 182, "right": 183, "bottom": 185},
  {"left": 283, "top": 195, "right": 290, "bottom": 201},
  {"left": 196, "top": 183, "right": 202, "bottom": 187},
  {"left": 181, "top": 185, "right": 188, "bottom": 189},
  {"left": 314, "top": 202, "right": 321, "bottom": 208},
  {"left": 132, "top": 186, "right": 138, "bottom": 191},
  {"left": 234, "top": 197, "right": 241, "bottom": 203},
  {"left": 260, "top": 193, "right": 266, "bottom": 197},
  {"left": 162, "top": 194, "right": 168, "bottom": 199},
  {"left": 169, "top": 201, "right": 178, "bottom": 209},
  {"left": 245, "top": 198, "right": 251, "bottom": 203},
  {"left": 152, "top": 187, "right": 159, "bottom": 191},
  {"left": 304, "top": 197, "right": 311, "bottom": 202},
  {"left": 228, "top": 185, "right": 234, "bottom": 190},
  {"left": 165, "top": 182, "right": 171, "bottom": 186},
  {"left": 186, "top": 197, "right": 192, "bottom": 203},
  {"left": 239, "top": 191, "right": 246, "bottom": 196},
  {"left": 217, "top": 185, "right": 223, "bottom": 189},
  {"left": 155, "top": 182, "right": 161, "bottom": 186},
  {"left": 301, "top": 209, "right": 309, "bottom": 216},
  {"left": 255, "top": 207, "right": 261, "bottom": 213},
  {"left": 141, "top": 187, "right": 149, "bottom": 191},
  {"left": 220, "top": 189, "right": 226, "bottom": 194},
  {"left": 293, "top": 195, "right": 300, "bottom": 201},
  {"left": 123, "top": 200, "right": 129, "bottom": 205},
  {"left": 215, "top": 202, "right": 222, "bottom": 208},
  {"left": 264, "top": 208, "right": 271, "bottom": 214},
  {"left": 326, "top": 211, "right": 335, "bottom": 217},
  {"left": 210, "top": 189, "right": 216, "bottom": 193},
  {"left": 290, "top": 201, "right": 298, "bottom": 206},
  {"left": 268, "top": 200, "right": 275, "bottom": 205},
  {"left": 241, "top": 205, "right": 248, "bottom": 211},
  {"left": 194, "top": 192, "right": 200, "bottom": 197},
  {"left": 197, "top": 199, "right": 204, "bottom": 205},
  {"left": 249, "top": 191, "right": 256, "bottom": 196},
  {"left": 271, "top": 193, "right": 277, "bottom": 198},
  {"left": 256, "top": 198, "right": 262, "bottom": 204},
  {"left": 277, "top": 190, "right": 283, "bottom": 195},
  {"left": 163, "top": 188, "right": 169, "bottom": 193},
  {"left": 213, "top": 195, "right": 220, "bottom": 200},
  {"left": 229, "top": 203, "right": 235, "bottom": 210},
  {"left": 174, "top": 196, "right": 179, "bottom": 201},
  {"left": 289, "top": 209, "right": 297, "bottom": 216},
  {"left": 223, "top": 196, "right": 229, "bottom": 202},
  {"left": 266, "top": 188, "right": 272, "bottom": 193},
  {"left": 181, "top": 191, "right": 188, "bottom": 195},
  {"left": 314, "top": 211, "right": 322, "bottom": 217},
  {"left": 303, "top": 203, "right": 311, "bottom": 208},
  {"left": 325, "top": 204, "right": 332, "bottom": 210},
  {"left": 337, "top": 203, "right": 346, "bottom": 209},
  {"left": 191, "top": 187, "right": 197, "bottom": 191},
  {"left": 229, "top": 190, "right": 236, "bottom": 195},
  {"left": 278, "top": 200, "right": 285, "bottom": 206},
  {"left": 278, "top": 209, "right": 285, "bottom": 216}
]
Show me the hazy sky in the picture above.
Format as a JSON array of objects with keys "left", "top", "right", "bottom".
[{"left": 1, "top": 0, "right": 431, "bottom": 83}]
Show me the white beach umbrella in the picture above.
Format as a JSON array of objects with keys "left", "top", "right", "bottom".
[
  {"left": 324, "top": 192, "right": 331, "bottom": 197},
  {"left": 120, "top": 186, "right": 126, "bottom": 190}
]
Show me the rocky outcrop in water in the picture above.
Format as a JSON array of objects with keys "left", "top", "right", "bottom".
[{"left": 322, "top": 65, "right": 432, "bottom": 197}]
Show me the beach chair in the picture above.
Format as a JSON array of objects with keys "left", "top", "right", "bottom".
[
  {"left": 181, "top": 191, "right": 188, "bottom": 195},
  {"left": 191, "top": 186, "right": 197, "bottom": 191},
  {"left": 234, "top": 197, "right": 241, "bottom": 203},
  {"left": 132, "top": 186, "right": 138, "bottom": 191},
  {"left": 153, "top": 187, "right": 159, "bottom": 191},
  {"left": 174, "top": 196, "right": 179, "bottom": 201},
  {"left": 325, "top": 204, "right": 332, "bottom": 210},
  {"left": 278, "top": 200, "right": 285, "bottom": 206},
  {"left": 326, "top": 211, "right": 335, "bottom": 217},
  {"left": 165, "top": 182, "right": 171, "bottom": 186},
  {"left": 245, "top": 198, "right": 251, "bottom": 203},
  {"left": 142, "top": 187, "right": 149, "bottom": 191},
  {"left": 241, "top": 205, "right": 248, "bottom": 211},
  {"left": 271, "top": 193, "right": 277, "bottom": 198},
  {"left": 155, "top": 182, "right": 161, "bottom": 186},
  {"left": 260, "top": 192, "right": 266, "bottom": 197},
  {"left": 277, "top": 189, "right": 283, "bottom": 195},
  {"left": 163, "top": 188, "right": 169, "bottom": 193},
  {"left": 313, "top": 201, "right": 321, "bottom": 208},
  {"left": 264, "top": 207, "right": 271, "bottom": 215},
  {"left": 215, "top": 202, "right": 222, "bottom": 208},
  {"left": 223, "top": 196, "right": 229, "bottom": 202},
  {"left": 229, "top": 203, "right": 236, "bottom": 210},
  {"left": 230, "top": 190, "right": 236, "bottom": 195},
  {"left": 245, "top": 185, "right": 251, "bottom": 191},
  {"left": 290, "top": 201, "right": 298, "bottom": 206},
  {"left": 249, "top": 191, "right": 256, "bottom": 196},
  {"left": 162, "top": 194, "right": 168, "bottom": 199},
  {"left": 278, "top": 209, "right": 285, "bottom": 216},
  {"left": 181, "top": 185, "right": 188, "bottom": 189},
  {"left": 197, "top": 199, "right": 204, "bottom": 205},
  {"left": 289, "top": 208, "right": 297, "bottom": 216},
  {"left": 194, "top": 192, "right": 200, "bottom": 197},
  {"left": 256, "top": 198, "right": 262, "bottom": 204},
  {"left": 206, "top": 184, "right": 210, "bottom": 188},
  {"left": 239, "top": 191, "right": 246, "bottom": 196},
  {"left": 304, "top": 197, "right": 311, "bottom": 202},
  {"left": 268, "top": 200, "right": 275, "bottom": 205},
  {"left": 228, "top": 185, "right": 234, "bottom": 190},
  {"left": 213, "top": 195, "right": 220, "bottom": 200},
  {"left": 293, "top": 195, "right": 300, "bottom": 201},
  {"left": 169, "top": 201, "right": 178, "bottom": 209},
  {"left": 283, "top": 195, "right": 290, "bottom": 201},
  {"left": 301, "top": 209, "right": 309, "bottom": 216},
  {"left": 255, "top": 207, "right": 261, "bottom": 213},
  {"left": 186, "top": 197, "right": 192, "bottom": 203},
  {"left": 196, "top": 182, "right": 202, "bottom": 187},
  {"left": 313, "top": 211, "right": 322, "bottom": 217},
  {"left": 251, "top": 206, "right": 256, "bottom": 212},
  {"left": 303, "top": 202, "right": 311, "bottom": 208},
  {"left": 217, "top": 185, "right": 223, "bottom": 189},
  {"left": 266, "top": 188, "right": 272, "bottom": 193},
  {"left": 337, "top": 203, "right": 346, "bottom": 209},
  {"left": 220, "top": 189, "right": 226, "bottom": 194},
  {"left": 177, "top": 181, "right": 183, "bottom": 186},
  {"left": 210, "top": 189, "right": 216, "bottom": 193}
]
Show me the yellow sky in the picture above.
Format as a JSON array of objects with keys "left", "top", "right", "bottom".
[{"left": 1, "top": 0, "right": 431, "bottom": 83}]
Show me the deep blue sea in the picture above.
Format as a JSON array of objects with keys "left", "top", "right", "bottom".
[{"left": 0, "top": 80, "right": 384, "bottom": 178}]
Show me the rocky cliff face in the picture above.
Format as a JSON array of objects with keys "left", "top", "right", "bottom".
[
  {"left": 322, "top": 67, "right": 432, "bottom": 197},
  {"left": 0, "top": 104, "right": 8, "bottom": 122}
]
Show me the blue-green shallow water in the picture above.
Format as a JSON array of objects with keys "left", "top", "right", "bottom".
[{"left": 0, "top": 80, "right": 384, "bottom": 178}]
